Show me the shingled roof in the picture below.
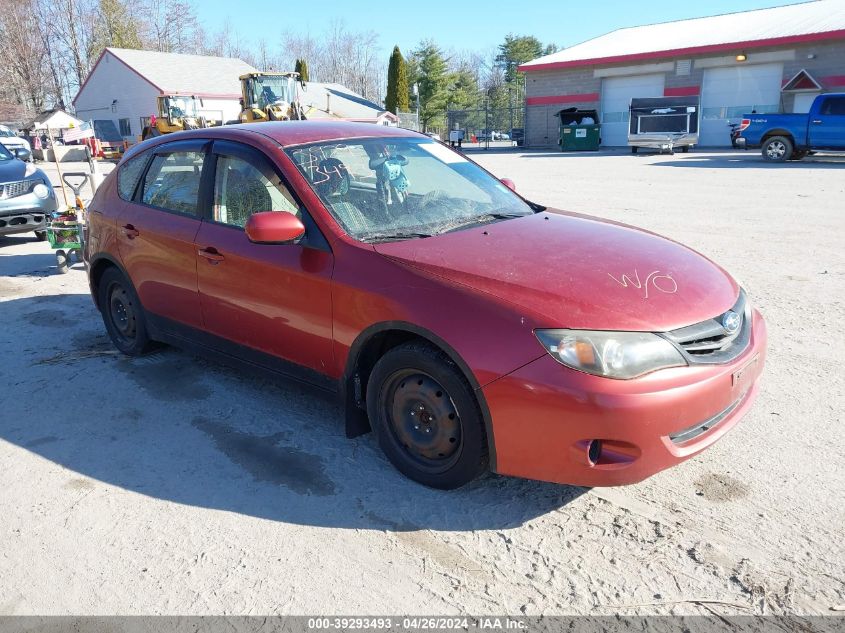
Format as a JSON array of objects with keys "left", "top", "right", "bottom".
[{"left": 75, "top": 48, "right": 257, "bottom": 103}]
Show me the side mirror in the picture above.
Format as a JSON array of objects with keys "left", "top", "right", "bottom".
[
  {"left": 13, "top": 147, "right": 31, "bottom": 161},
  {"left": 500, "top": 178, "right": 516, "bottom": 192},
  {"left": 245, "top": 211, "right": 305, "bottom": 244}
]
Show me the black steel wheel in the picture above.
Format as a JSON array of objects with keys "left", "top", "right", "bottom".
[
  {"left": 98, "top": 267, "right": 154, "bottom": 356},
  {"left": 367, "top": 342, "right": 489, "bottom": 489}
]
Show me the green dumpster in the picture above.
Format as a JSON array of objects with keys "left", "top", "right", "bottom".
[{"left": 557, "top": 108, "right": 600, "bottom": 151}]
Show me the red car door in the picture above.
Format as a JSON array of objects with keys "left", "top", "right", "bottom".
[
  {"left": 194, "top": 139, "right": 334, "bottom": 375},
  {"left": 117, "top": 139, "right": 208, "bottom": 329}
]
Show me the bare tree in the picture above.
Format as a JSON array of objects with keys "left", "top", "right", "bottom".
[{"left": 0, "top": 0, "right": 50, "bottom": 114}]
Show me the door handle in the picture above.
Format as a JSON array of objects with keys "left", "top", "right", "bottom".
[
  {"left": 811, "top": 119, "right": 823, "bottom": 124},
  {"left": 198, "top": 247, "right": 225, "bottom": 264},
  {"left": 122, "top": 223, "right": 139, "bottom": 239}
]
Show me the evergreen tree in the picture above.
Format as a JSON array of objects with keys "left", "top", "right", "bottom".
[
  {"left": 495, "top": 34, "right": 545, "bottom": 83},
  {"left": 411, "top": 41, "right": 449, "bottom": 131},
  {"left": 385, "top": 45, "right": 409, "bottom": 113},
  {"left": 298, "top": 58, "right": 309, "bottom": 82},
  {"left": 91, "top": 0, "right": 142, "bottom": 52}
]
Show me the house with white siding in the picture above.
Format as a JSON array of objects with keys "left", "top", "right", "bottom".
[{"left": 73, "top": 48, "right": 257, "bottom": 143}]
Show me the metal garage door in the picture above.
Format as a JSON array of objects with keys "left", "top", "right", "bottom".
[
  {"left": 600, "top": 74, "right": 665, "bottom": 146},
  {"left": 700, "top": 63, "right": 783, "bottom": 146}
]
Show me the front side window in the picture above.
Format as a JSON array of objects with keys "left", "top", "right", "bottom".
[
  {"left": 117, "top": 152, "right": 149, "bottom": 201},
  {"left": 287, "top": 138, "right": 534, "bottom": 241},
  {"left": 213, "top": 154, "right": 299, "bottom": 228},
  {"left": 142, "top": 150, "right": 205, "bottom": 215}
]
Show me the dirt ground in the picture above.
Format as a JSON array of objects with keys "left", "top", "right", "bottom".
[{"left": 0, "top": 149, "right": 843, "bottom": 617}]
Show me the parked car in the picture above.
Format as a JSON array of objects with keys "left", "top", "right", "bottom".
[
  {"left": 737, "top": 93, "right": 845, "bottom": 161},
  {"left": 85, "top": 122, "right": 766, "bottom": 489},
  {"left": 510, "top": 127, "right": 525, "bottom": 147},
  {"left": 0, "top": 144, "right": 56, "bottom": 241},
  {"left": 0, "top": 125, "right": 32, "bottom": 158}
]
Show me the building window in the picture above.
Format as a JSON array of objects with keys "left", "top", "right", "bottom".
[{"left": 119, "top": 118, "right": 131, "bottom": 136}]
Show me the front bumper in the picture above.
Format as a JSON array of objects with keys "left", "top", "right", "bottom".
[
  {"left": 0, "top": 191, "right": 57, "bottom": 236},
  {"left": 482, "top": 309, "right": 767, "bottom": 487}
]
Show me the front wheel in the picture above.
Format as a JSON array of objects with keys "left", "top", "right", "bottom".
[
  {"left": 366, "top": 342, "right": 489, "bottom": 489},
  {"left": 762, "top": 136, "right": 793, "bottom": 162},
  {"left": 98, "top": 267, "right": 154, "bottom": 356}
]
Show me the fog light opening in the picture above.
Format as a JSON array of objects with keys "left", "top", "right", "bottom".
[{"left": 588, "top": 439, "right": 603, "bottom": 466}]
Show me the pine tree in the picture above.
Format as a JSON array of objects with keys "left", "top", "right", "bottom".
[
  {"left": 412, "top": 41, "right": 449, "bottom": 131},
  {"left": 298, "top": 58, "right": 309, "bottom": 82},
  {"left": 385, "top": 45, "right": 409, "bottom": 113}
]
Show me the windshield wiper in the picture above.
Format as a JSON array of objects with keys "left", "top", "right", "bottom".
[
  {"left": 359, "top": 230, "right": 434, "bottom": 243},
  {"left": 436, "top": 212, "right": 526, "bottom": 234}
]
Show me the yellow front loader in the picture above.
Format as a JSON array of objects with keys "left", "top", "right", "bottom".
[
  {"left": 238, "top": 72, "right": 306, "bottom": 123},
  {"left": 141, "top": 95, "right": 217, "bottom": 140}
]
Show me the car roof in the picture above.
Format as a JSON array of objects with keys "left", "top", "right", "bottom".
[
  {"left": 192, "top": 121, "right": 421, "bottom": 146},
  {"left": 121, "top": 121, "right": 427, "bottom": 162}
]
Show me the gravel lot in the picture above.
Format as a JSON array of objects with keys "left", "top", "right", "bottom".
[{"left": 0, "top": 149, "right": 843, "bottom": 617}]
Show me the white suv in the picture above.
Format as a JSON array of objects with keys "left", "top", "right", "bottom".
[{"left": 0, "top": 125, "right": 31, "bottom": 157}]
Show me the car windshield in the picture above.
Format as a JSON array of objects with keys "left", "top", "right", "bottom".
[
  {"left": 0, "top": 129, "right": 16, "bottom": 138},
  {"left": 287, "top": 138, "right": 535, "bottom": 241},
  {"left": 0, "top": 144, "right": 13, "bottom": 161}
]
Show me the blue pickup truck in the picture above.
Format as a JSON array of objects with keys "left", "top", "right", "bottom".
[{"left": 737, "top": 93, "right": 845, "bottom": 162}]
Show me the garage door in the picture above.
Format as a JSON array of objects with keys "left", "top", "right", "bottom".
[
  {"left": 700, "top": 63, "right": 783, "bottom": 146},
  {"left": 600, "top": 74, "right": 665, "bottom": 146}
]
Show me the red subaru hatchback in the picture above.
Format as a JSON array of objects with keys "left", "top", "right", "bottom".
[{"left": 84, "top": 122, "right": 766, "bottom": 489}]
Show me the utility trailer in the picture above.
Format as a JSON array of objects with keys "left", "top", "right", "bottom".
[{"left": 628, "top": 96, "right": 700, "bottom": 154}]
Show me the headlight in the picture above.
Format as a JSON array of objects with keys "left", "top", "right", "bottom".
[
  {"left": 535, "top": 329, "right": 687, "bottom": 379},
  {"left": 32, "top": 183, "right": 49, "bottom": 199}
]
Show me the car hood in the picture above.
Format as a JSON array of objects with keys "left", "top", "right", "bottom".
[
  {"left": 0, "top": 159, "right": 27, "bottom": 182},
  {"left": 373, "top": 210, "right": 739, "bottom": 332}
]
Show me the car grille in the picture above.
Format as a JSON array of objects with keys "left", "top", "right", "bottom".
[
  {"left": 662, "top": 290, "right": 751, "bottom": 364},
  {"left": 0, "top": 180, "right": 35, "bottom": 199}
]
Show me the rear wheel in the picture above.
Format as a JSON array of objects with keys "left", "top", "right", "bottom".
[
  {"left": 98, "top": 267, "right": 154, "bottom": 356},
  {"left": 762, "top": 136, "right": 793, "bottom": 162},
  {"left": 34, "top": 230, "right": 46, "bottom": 241},
  {"left": 366, "top": 342, "right": 489, "bottom": 489},
  {"left": 631, "top": 146, "right": 638, "bottom": 154}
]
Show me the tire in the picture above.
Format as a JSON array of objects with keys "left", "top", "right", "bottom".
[
  {"left": 681, "top": 146, "right": 689, "bottom": 153},
  {"left": 631, "top": 146, "right": 638, "bottom": 154},
  {"left": 762, "top": 136, "right": 793, "bottom": 162},
  {"left": 34, "top": 230, "right": 46, "bottom": 241},
  {"left": 366, "top": 342, "right": 489, "bottom": 489},
  {"left": 55, "top": 250, "right": 68, "bottom": 274},
  {"left": 97, "top": 267, "right": 154, "bottom": 356}
]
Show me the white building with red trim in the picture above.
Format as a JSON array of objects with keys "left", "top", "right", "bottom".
[
  {"left": 519, "top": 0, "right": 845, "bottom": 147},
  {"left": 73, "top": 48, "right": 257, "bottom": 142}
]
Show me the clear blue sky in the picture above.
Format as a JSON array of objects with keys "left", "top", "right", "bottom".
[{"left": 200, "top": 0, "right": 805, "bottom": 59}]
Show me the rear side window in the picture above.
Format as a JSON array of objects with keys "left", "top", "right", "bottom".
[
  {"left": 141, "top": 151, "right": 205, "bottom": 215},
  {"left": 117, "top": 153, "right": 148, "bottom": 201},
  {"left": 820, "top": 97, "right": 845, "bottom": 115}
]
